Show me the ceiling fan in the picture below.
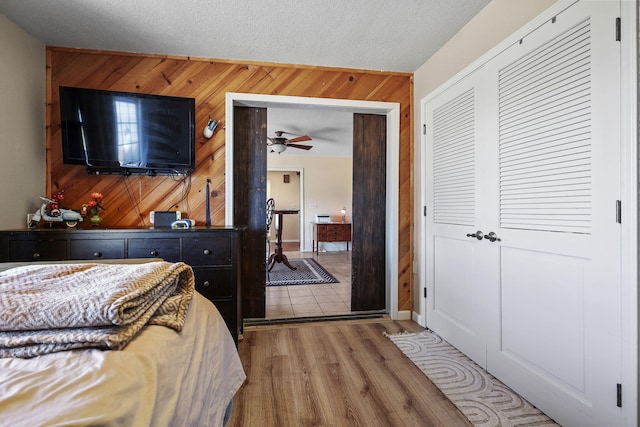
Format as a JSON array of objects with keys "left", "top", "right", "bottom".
[{"left": 267, "top": 131, "right": 313, "bottom": 154}]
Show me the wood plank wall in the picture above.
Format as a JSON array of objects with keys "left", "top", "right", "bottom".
[{"left": 45, "top": 47, "right": 414, "bottom": 312}]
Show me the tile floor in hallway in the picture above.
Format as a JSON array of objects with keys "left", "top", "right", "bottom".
[{"left": 265, "top": 249, "right": 352, "bottom": 319}]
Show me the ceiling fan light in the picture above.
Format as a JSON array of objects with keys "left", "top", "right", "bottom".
[{"left": 271, "top": 143, "right": 287, "bottom": 154}]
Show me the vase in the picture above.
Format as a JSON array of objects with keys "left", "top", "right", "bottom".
[{"left": 90, "top": 214, "right": 102, "bottom": 226}]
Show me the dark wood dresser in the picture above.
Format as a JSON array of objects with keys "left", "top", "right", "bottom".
[
  {"left": 312, "top": 222, "right": 352, "bottom": 254},
  {"left": 0, "top": 226, "right": 244, "bottom": 344}
]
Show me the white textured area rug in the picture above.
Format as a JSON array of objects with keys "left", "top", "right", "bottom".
[{"left": 386, "top": 330, "right": 560, "bottom": 427}]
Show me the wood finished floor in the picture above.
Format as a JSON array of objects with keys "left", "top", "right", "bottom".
[{"left": 228, "top": 319, "right": 471, "bottom": 427}]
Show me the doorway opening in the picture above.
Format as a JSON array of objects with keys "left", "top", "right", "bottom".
[
  {"left": 266, "top": 157, "right": 354, "bottom": 319},
  {"left": 226, "top": 92, "right": 401, "bottom": 320}
]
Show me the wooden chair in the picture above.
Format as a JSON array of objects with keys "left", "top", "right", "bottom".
[{"left": 266, "top": 198, "right": 275, "bottom": 278}]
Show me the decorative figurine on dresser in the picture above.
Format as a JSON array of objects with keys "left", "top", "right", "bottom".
[{"left": 29, "top": 189, "right": 83, "bottom": 228}]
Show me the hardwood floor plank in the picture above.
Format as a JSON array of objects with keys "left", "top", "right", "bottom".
[
  {"left": 229, "top": 320, "right": 471, "bottom": 427},
  {"left": 359, "top": 323, "right": 466, "bottom": 425},
  {"left": 328, "top": 325, "right": 407, "bottom": 425},
  {"left": 292, "top": 328, "right": 340, "bottom": 426}
]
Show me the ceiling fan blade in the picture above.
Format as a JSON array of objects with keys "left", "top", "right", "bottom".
[
  {"left": 287, "top": 135, "right": 312, "bottom": 143},
  {"left": 288, "top": 144, "right": 313, "bottom": 150}
]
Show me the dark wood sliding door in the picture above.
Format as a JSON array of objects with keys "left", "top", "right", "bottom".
[
  {"left": 233, "top": 106, "right": 267, "bottom": 318},
  {"left": 351, "top": 113, "right": 386, "bottom": 311}
]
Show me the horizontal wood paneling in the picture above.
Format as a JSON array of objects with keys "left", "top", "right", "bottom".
[{"left": 45, "top": 47, "right": 413, "bottom": 311}]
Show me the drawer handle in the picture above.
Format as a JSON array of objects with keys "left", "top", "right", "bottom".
[
  {"left": 32, "top": 253, "right": 41, "bottom": 260},
  {"left": 203, "top": 249, "right": 211, "bottom": 255},
  {"left": 94, "top": 252, "right": 102, "bottom": 258},
  {"left": 203, "top": 280, "right": 211, "bottom": 287},
  {"left": 150, "top": 250, "right": 159, "bottom": 256}
]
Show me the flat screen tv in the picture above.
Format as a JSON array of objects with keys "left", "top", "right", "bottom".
[{"left": 59, "top": 86, "right": 196, "bottom": 175}]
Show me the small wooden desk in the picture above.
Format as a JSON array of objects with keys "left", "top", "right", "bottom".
[
  {"left": 268, "top": 209, "right": 299, "bottom": 271},
  {"left": 312, "top": 222, "right": 352, "bottom": 254}
]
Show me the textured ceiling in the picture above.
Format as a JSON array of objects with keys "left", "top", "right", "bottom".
[
  {"left": 0, "top": 0, "right": 490, "bottom": 73},
  {"left": 0, "top": 0, "right": 491, "bottom": 158}
]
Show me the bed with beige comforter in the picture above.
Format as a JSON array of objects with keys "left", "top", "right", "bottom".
[{"left": 0, "top": 260, "right": 245, "bottom": 426}]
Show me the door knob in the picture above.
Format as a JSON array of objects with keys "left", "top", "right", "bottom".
[
  {"left": 484, "top": 231, "right": 501, "bottom": 242},
  {"left": 466, "top": 231, "right": 484, "bottom": 240}
]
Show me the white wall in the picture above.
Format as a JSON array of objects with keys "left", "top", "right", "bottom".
[
  {"left": 268, "top": 155, "right": 352, "bottom": 251},
  {"left": 0, "top": 14, "right": 45, "bottom": 228},
  {"left": 412, "top": 0, "right": 557, "bottom": 312},
  {"left": 267, "top": 170, "right": 301, "bottom": 242}
]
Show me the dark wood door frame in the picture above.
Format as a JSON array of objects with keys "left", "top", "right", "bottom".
[{"left": 226, "top": 93, "right": 401, "bottom": 320}]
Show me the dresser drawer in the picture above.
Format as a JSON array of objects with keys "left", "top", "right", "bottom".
[
  {"left": 341, "top": 226, "right": 352, "bottom": 240},
  {"left": 128, "top": 238, "right": 180, "bottom": 261},
  {"left": 193, "top": 267, "right": 233, "bottom": 300},
  {"left": 182, "top": 236, "right": 232, "bottom": 265},
  {"left": 325, "top": 232, "right": 344, "bottom": 241},
  {"left": 8, "top": 239, "right": 67, "bottom": 261},
  {"left": 316, "top": 224, "right": 351, "bottom": 241},
  {"left": 69, "top": 239, "right": 125, "bottom": 260},
  {"left": 316, "top": 225, "right": 330, "bottom": 234},
  {"left": 211, "top": 299, "right": 235, "bottom": 338}
]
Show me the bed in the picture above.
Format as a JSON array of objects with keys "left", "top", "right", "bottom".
[{"left": 0, "top": 260, "right": 246, "bottom": 427}]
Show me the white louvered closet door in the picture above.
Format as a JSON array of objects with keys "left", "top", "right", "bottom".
[
  {"left": 424, "top": 71, "right": 498, "bottom": 367},
  {"left": 486, "top": 2, "right": 621, "bottom": 426},
  {"left": 425, "top": 1, "right": 622, "bottom": 426}
]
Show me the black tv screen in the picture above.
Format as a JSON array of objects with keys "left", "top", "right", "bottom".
[{"left": 59, "top": 86, "right": 196, "bottom": 174}]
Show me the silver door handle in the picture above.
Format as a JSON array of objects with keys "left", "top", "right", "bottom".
[
  {"left": 484, "top": 231, "right": 501, "bottom": 242},
  {"left": 466, "top": 231, "right": 484, "bottom": 240}
]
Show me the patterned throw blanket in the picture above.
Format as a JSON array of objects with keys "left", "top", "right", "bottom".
[{"left": 0, "top": 261, "right": 194, "bottom": 358}]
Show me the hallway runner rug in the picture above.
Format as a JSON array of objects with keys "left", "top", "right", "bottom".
[
  {"left": 266, "top": 258, "right": 338, "bottom": 286},
  {"left": 386, "top": 330, "right": 560, "bottom": 427}
]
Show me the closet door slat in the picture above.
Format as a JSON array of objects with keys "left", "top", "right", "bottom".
[
  {"left": 499, "top": 19, "right": 591, "bottom": 234},
  {"left": 432, "top": 88, "right": 475, "bottom": 226}
]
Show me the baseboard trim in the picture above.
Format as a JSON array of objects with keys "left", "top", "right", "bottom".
[
  {"left": 412, "top": 311, "right": 425, "bottom": 327},
  {"left": 244, "top": 311, "right": 388, "bottom": 328},
  {"left": 397, "top": 310, "right": 411, "bottom": 321}
]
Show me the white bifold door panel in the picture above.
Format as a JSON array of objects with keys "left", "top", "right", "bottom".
[
  {"left": 424, "top": 2, "right": 622, "bottom": 426},
  {"left": 425, "top": 74, "right": 499, "bottom": 367}
]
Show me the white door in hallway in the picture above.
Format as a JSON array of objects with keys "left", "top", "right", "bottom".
[{"left": 424, "top": 2, "right": 622, "bottom": 426}]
